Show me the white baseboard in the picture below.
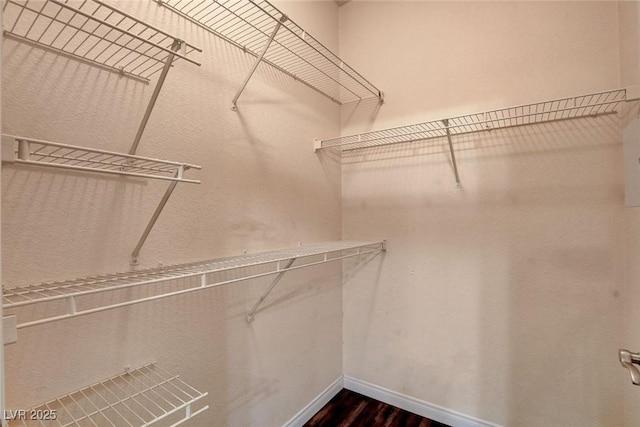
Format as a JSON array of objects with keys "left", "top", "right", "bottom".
[
  {"left": 343, "top": 376, "right": 502, "bottom": 427},
  {"left": 282, "top": 376, "right": 343, "bottom": 427}
]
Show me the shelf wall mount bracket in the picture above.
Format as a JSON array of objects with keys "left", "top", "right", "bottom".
[
  {"left": 231, "top": 14, "right": 288, "bottom": 111},
  {"left": 246, "top": 257, "right": 296, "bottom": 323},
  {"left": 130, "top": 167, "right": 183, "bottom": 266},
  {"left": 620, "top": 349, "right": 640, "bottom": 385},
  {"left": 443, "top": 119, "right": 461, "bottom": 187},
  {"left": 130, "top": 38, "right": 184, "bottom": 155},
  {"left": 246, "top": 240, "right": 387, "bottom": 322}
]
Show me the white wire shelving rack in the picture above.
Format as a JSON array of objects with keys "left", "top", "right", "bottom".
[
  {"left": 1, "top": 135, "right": 201, "bottom": 184},
  {"left": 2, "top": 0, "right": 202, "bottom": 154},
  {"left": 7, "top": 363, "right": 208, "bottom": 426},
  {"left": 3, "top": 0, "right": 201, "bottom": 81},
  {"left": 3, "top": 241, "right": 385, "bottom": 333},
  {"left": 1, "top": 134, "right": 202, "bottom": 265},
  {"left": 155, "top": 0, "right": 384, "bottom": 109},
  {"left": 314, "top": 89, "right": 628, "bottom": 186}
]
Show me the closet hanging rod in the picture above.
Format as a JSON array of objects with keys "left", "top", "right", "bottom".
[
  {"left": 3, "top": 0, "right": 202, "bottom": 81},
  {"left": 10, "top": 363, "right": 208, "bottom": 426},
  {"left": 3, "top": 241, "right": 385, "bottom": 331},
  {"left": 1, "top": 135, "right": 201, "bottom": 184},
  {"left": 315, "top": 88, "right": 627, "bottom": 152},
  {"left": 155, "top": 0, "right": 383, "bottom": 106}
]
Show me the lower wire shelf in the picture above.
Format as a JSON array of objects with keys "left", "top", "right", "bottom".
[
  {"left": 3, "top": 241, "right": 386, "bottom": 331},
  {"left": 7, "top": 363, "right": 208, "bottom": 427}
]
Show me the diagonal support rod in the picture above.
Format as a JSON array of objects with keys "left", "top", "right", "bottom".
[
  {"left": 130, "top": 39, "right": 183, "bottom": 155},
  {"left": 246, "top": 258, "right": 296, "bottom": 322},
  {"left": 443, "top": 119, "right": 461, "bottom": 187},
  {"left": 130, "top": 166, "right": 184, "bottom": 265},
  {"left": 231, "top": 14, "right": 288, "bottom": 111}
]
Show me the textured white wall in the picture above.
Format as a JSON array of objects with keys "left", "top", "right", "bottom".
[
  {"left": 339, "top": 2, "right": 625, "bottom": 426},
  {"left": 2, "top": 1, "right": 342, "bottom": 425}
]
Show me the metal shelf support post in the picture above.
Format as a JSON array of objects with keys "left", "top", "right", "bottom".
[
  {"left": 130, "top": 166, "right": 184, "bottom": 265},
  {"left": 246, "top": 257, "right": 296, "bottom": 322},
  {"left": 231, "top": 14, "right": 288, "bottom": 111},
  {"left": 443, "top": 119, "right": 461, "bottom": 187},
  {"left": 130, "top": 39, "right": 183, "bottom": 155}
]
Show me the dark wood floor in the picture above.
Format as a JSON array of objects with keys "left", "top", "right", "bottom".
[{"left": 304, "top": 389, "right": 451, "bottom": 427}]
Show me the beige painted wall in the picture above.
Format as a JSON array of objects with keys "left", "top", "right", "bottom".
[
  {"left": 0, "top": 3, "right": 4, "bottom": 422},
  {"left": 623, "top": 208, "right": 640, "bottom": 427},
  {"left": 339, "top": 2, "right": 625, "bottom": 426},
  {"left": 1, "top": 1, "right": 343, "bottom": 425},
  {"left": 619, "top": 1, "right": 640, "bottom": 426},
  {"left": 3, "top": 1, "right": 636, "bottom": 426}
]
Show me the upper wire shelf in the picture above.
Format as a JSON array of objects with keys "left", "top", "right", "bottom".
[
  {"left": 2, "top": 0, "right": 202, "bottom": 81},
  {"left": 3, "top": 241, "right": 385, "bottom": 329},
  {"left": 315, "top": 89, "right": 627, "bottom": 151},
  {"left": 7, "top": 362, "right": 208, "bottom": 426},
  {"left": 156, "top": 0, "right": 383, "bottom": 105},
  {"left": 2, "top": 135, "right": 201, "bottom": 183}
]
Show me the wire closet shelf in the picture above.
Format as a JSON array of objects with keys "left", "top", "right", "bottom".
[
  {"left": 2, "top": 135, "right": 201, "bottom": 183},
  {"left": 2, "top": 0, "right": 201, "bottom": 81},
  {"left": 7, "top": 363, "right": 208, "bottom": 426},
  {"left": 315, "top": 89, "right": 627, "bottom": 151},
  {"left": 155, "top": 0, "right": 383, "bottom": 105},
  {"left": 3, "top": 241, "right": 385, "bottom": 329}
]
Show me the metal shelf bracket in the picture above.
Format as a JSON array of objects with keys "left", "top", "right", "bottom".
[
  {"left": 246, "top": 257, "right": 296, "bottom": 322},
  {"left": 246, "top": 240, "right": 387, "bottom": 322},
  {"left": 231, "top": 14, "right": 288, "bottom": 111},
  {"left": 443, "top": 119, "right": 461, "bottom": 187},
  {"left": 620, "top": 349, "right": 640, "bottom": 385},
  {"left": 130, "top": 38, "right": 184, "bottom": 154},
  {"left": 130, "top": 166, "right": 184, "bottom": 266}
]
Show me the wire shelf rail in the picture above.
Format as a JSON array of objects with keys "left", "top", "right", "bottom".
[
  {"left": 7, "top": 363, "right": 208, "bottom": 426},
  {"left": 315, "top": 89, "right": 627, "bottom": 152},
  {"left": 155, "top": 0, "right": 383, "bottom": 107},
  {"left": 2, "top": 135, "right": 201, "bottom": 184},
  {"left": 2, "top": 0, "right": 202, "bottom": 81},
  {"left": 3, "top": 241, "right": 386, "bottom": 330}
]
